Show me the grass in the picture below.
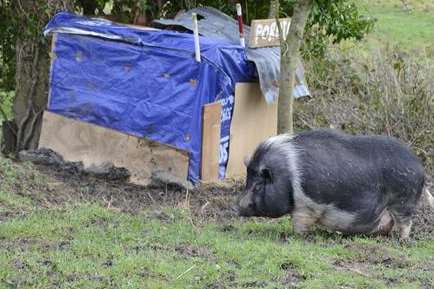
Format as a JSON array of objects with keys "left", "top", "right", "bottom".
[
  {"left": 0, "top": 157, "right": 433, "bottom": 289},
  {"left": 358, "top": 0, "right": 434, "bottom": 51}
]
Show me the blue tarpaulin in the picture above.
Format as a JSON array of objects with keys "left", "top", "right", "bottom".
[
  {"left": 154, "top": 7, "right": 310, "bottom": 103},
  {"left": 44, "top": 12, "right": 256, "bottom": 184}
]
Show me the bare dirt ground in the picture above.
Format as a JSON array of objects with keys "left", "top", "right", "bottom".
[
  {"left": 21, "top": 161, "right": 433, "bottom": 241},
  {"left": 24, "top": 161, "right": 242, "bottom": 221}
]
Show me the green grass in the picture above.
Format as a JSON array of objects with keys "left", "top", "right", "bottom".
[
  {"left": 358, "top": 0, "right": 434, "bottom": 51},
  {"left": 0, "top": 202, "right": 432, "bottom": 288},
  {"left": 0, "top": 157, "right": 433, "bottom": 289}
]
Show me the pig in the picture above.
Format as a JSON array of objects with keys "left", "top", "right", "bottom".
[{"left": 237, "top": 128, "right": 427, "bottom": 240}]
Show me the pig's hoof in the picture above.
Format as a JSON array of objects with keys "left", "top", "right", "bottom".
[
  {"left": 397, "top": 220, "right": 413, "bottom": 242},
  {"left": 293, "top": 227, "right": 312, "bottom": 237},
  {"left": 303, "top": 233, "right": 317, "bottom": 242},
  {"left": 397, "top": 237, "right": 414, "bottom": 246},
  {"left": 293, "top": 227, "right": 315, "bottom": 241}
]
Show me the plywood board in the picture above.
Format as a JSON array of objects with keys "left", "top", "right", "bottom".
[
  {"left": 249, "top": 18, "right": 291, "bottom": 48},
  {"left": 38, "top": 111, "right": 189, "bottom": 186},
  {"left": 225, "top": 83, "right": 277, "bottom": 178},
  {"left": 47, "top": 33, "right": 58, "bottom": 108},
  {"left": 201, "top": 102, "right": 222, "bottom": 182}
]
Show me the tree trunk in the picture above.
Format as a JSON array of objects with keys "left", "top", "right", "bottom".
[
  {"left": 13, "top": 36, "right": 49, "bottom": 152},
  {"left": 268, "top": 0, "right": 280, "bottom": 18},
  {"left": 4, "top": 0, "right": 74, "bottom": 156},
  {"left": 277, "top": 0, "right": 312, "bottom": 134}
]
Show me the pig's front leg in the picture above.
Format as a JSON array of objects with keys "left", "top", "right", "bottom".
[
  {"left": 292, "top": 209, "right": 318, "bottom": 235},
  {"left": 372, "top": 210, "right": 395, "bottom": 236}
]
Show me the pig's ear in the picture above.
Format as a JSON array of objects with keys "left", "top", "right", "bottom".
[
  {"left": 260, "top": 167, "right": 273, "bottom": 182},
  {"left": 243, "top": 156, "right": 251, "bottom": 167}
]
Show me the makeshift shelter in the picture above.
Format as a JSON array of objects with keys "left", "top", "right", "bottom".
[{"left": 41, "top": 9, "right": 309, "bottom": 186}]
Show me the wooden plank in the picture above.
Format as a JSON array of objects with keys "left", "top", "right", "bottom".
[
  {"left": 248, "top": 18, "right": 291, "bottom": 48},
  {"left": 225, "top": 83, "right": 277, "bottom": 178},
  {"left": 38, "top": 111, "right": 189, "bottom": 186},
  {"left": 47, "top": 33, "right": 58, "bottom": 108},
  {"left": 201, "top": 102, "right": 222, "bottom": 182}
]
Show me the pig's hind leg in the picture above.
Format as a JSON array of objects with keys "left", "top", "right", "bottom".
[
  {"left": 388, "top": 204, "right": 415, "bottom": 240},
  {"left": 392, "top": 213, "right": 413, "bottom": 240},
  {"left": 383, "top": 166, "right": 424, "bottom": 240},
  {"left": 387, "top": 191, "right": 420, "bottom": 240}
]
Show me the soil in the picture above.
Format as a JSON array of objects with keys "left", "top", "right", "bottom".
[
  {"left": 11, "top": 159, "right": 433, "bottom": 242},
  {"left": 25, "top": 160, "right": 242, "bottom": 222}
]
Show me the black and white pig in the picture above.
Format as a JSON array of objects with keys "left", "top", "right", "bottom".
[{"left": 237, "top": 128, "right": 428, "bottom": 239}]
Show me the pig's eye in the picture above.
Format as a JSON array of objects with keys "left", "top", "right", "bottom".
[{"left": 254, "top": 183, "right": 263, "bottom": 192}]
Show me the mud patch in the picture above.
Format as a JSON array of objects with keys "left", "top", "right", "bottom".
[
  {"left": 13, "top": 259, "right": 28, "bottom": 270},
  {"left": 19, "top": 149, "right": 130, "bottom": 181},
  {"left": 65, "top": 273, "right": 112, "bottom": 283},
  {"left": 149, "top": 210, "right": 176, "bottom": 223},
  {"left": 0, "top": 210, "right": 26, "bottom": 222},
  {"left": 21, "top": 159, "right": 243, "bottom": 221},
  {"left": 331, "top": 243, "right": 416, "bottom": 287},
  {"left": 138, "top": 268, "right": 168, "bottom": 281},
  {"left": 242, "top": 280, "right": 268, "bottom": 288},
  {"left": 343, "top": 243, "right": 411, "bottom": 269},
  {"left": 279, "top": 262, "right": 305, "bottom": 288},
  {"left": 203, "top": 271, "right": 237, "bottom": 289},
  {"left": 133, "top": 242, "right": 216, "bottom": 262},
  {"left": 174, "top": 244, "right": 215, "bottom": 260},
  {"left": 0, "top": 238, "right": 71, "bottom": 252},
  {"left": 333, "top": 259, "right": 372, "bottom": 277}
]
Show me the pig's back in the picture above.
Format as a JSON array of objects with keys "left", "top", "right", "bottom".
[{"left": 292, "top": 129, "right": 424, "bottom": 213}]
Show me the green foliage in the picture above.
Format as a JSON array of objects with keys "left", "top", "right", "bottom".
[
  {"left": 99, "top": 0, "right": 150, "bottom": 22},
  {"left": 0, "top": 0, "right": 66, "bottom": 92},
  {"left": 0, "top": 2, "right": 15, "bottom": 115},
  {"left": 304, "top": 0, "right": 376, "bottom": 58},
  {"left": 312, "top": 0, "right": 375, "bottom": 43},
  {"left": 0, "top": 1, "right": 17, "bottom": 91},
  {"left": 0, "top": 91, "right": 14, "bottom": 121}
]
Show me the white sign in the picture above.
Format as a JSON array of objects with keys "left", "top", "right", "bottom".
[{"left": 249, "top": 18, "right": 291, "bottom": 48}]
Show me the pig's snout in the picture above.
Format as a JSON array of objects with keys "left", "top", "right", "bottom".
[{"left": 237, "top": 192, "right": 255, "bottom": 217}]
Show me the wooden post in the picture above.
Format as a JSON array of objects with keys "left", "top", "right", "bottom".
[
  {"left": 236, "top": 3, "right": 245, "bottom": 48},
  {"left": 201, "top": 102, "right": 222, "bottom": 182},
  {"left": 192, "top": 13, "right": 201, "bottom": 62}
]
